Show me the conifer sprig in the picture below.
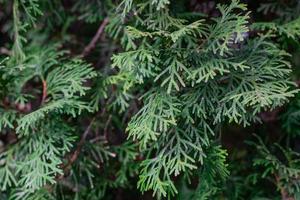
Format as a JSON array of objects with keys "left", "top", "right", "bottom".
[{"left": 0, "top": 0, "right": 300, "bottom": 199}]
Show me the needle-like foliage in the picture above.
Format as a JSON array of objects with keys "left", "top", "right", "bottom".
[{"left": 0, "top": 0, "right": 300, "bottom": 199}]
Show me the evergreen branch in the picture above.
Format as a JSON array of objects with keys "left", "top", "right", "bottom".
[
  {"left": 12, "top": 0, "right": 26, "bottom": 64},
  {"left": 275, "top": 174, "right": 295, "bottom": 200},
  {"left": 1, "top": 0, "right": 300, "bottom": 199}
]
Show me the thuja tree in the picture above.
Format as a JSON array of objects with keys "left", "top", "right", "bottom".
[{"left": 1, "top": 0, "right": 300, "bottom": 199}]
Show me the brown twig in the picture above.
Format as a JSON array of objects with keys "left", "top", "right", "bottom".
[
  {"left": 41, "top": 79, "right": 47, "bottom": 105},
  {"left": 57, "top": 118, "right": 95, "bottom": 180},
  {"left": 104, "top": 115, "right": 112, "bottom": 140},
  {"left": 81, "top": 17, "right": 109, "bottom": 57},
  {"left": 0, "top": 47, "right": 11, "bottom": 55}
]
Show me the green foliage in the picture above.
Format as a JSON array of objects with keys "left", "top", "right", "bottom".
[
  {"left": 1, "top": 0, "right": 300, "bottom": 199},
  {"left": 250, "top": 136, "right": 300, "bottom": 199},
  {"left": 110, "top": 1, "right": 297, "bottom": 197}
]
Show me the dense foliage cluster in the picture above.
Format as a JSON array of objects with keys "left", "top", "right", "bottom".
[{"left": 1, "top": 0, "right": 300, "bottom": 199}]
